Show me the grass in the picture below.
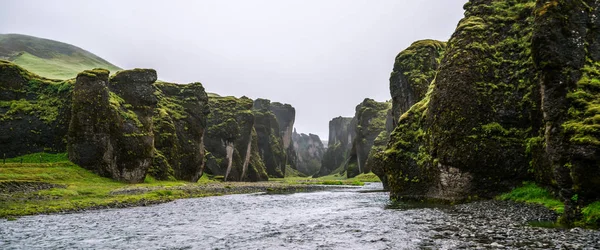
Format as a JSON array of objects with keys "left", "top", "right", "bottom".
[
  {"left": 271, "top": 172, "right": 381, "bottom": 186},
  {"left": 2, "top": 152, "right": 69, "bottom": 163},
  {"left": 0, "top": 153, "right": 222, "bottom": 218},
  {"left": 1, "top": 34, "right": 121, "bottom": 80},
  {"left": 0, "top": 153, "right": 353, "bottom": 218},
  {"left": 498, "top": 182, "right": 564, "bottom": 214},
  {"left": 580, "top": 201, "right": 600, "bottom": 227}
]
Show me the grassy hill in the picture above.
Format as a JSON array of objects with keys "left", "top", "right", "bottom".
[{"left": 0, "top": 34, "right": 121, "bottom": 79}]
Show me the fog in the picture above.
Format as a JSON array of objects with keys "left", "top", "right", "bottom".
[{"left": 0, "top": 0, "right": 466, "bottom": 138}]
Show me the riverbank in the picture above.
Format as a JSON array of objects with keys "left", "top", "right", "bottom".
[{"left": 0, "top": 156, "right": 360, "bottom": 219}]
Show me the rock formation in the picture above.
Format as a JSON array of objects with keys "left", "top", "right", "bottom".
[
  {"left": 380, "top": 0, "right": 600, "bottom": 226},
  {"left": 150, "top": 81, "right": 210, "bottom": 182},
  {"left": 68, "top": 68, "right": 157, "bottom": 183},
  {"left": 204, "top": 96, "right": 268, "bottom": 181},
  {"left": 532, "top": 0, "right": 600, "bottom": 222},
  {"left": 0, "top": 60, "right": 72, "bottom": 157},
  {"left": 269, "top": 102, "right": 297, "bottom": 174},
  {"left": 292, "top": 129, "right": 325, "bottom": 176},
  {"left": 389, "top": 40, "right": 446, "bottom": 126},
  {"left": 252, "top": 98, "right": 287, "bottom": 178},
  {"left": 346, "top": 99, "right": 391, "bottom": 178},
  {"left": 315, "top": 116, "right": 354, "bottom": 177}
]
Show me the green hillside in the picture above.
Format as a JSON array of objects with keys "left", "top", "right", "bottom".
[{"left": 0, "top": 34, "right": 121, "bottom": 79}]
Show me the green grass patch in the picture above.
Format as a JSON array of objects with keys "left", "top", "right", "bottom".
[
  {"left": 498, "top": 182, "right": 564, "bottom": 214},
  {"left": 3, "top": 152, "right": 69, "bottom": 163},
  {"left": 11, "top": 50, "right": 120, "bottom": 80},
  {"left": 580, "top": 201, "right": 600, "bottom": 227},
  {"left": 270, "top": 171, "right": 381, "bottom": 186},
  {"left": 0, "top": 153, "right": 222, "bottom": 218}
]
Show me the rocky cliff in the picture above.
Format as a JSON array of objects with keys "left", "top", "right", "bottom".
[
  {"left": 389, "top": 40, "right": 446, "bottom": 126},
  {"left": 269, "top": 102, "right": 297, "bottom": 174},
  {"left": 380, "top": 0, "right": 600, "bottom": 224},
  {"left": 382, "top": 0, "right": 540, "bottom": 201},
  {"left": 252, "top": 98, "right": 286, "bottom": 178},
  {"left": 292, "top": 130, "right": 325, "bottom": 176},
  {"left": 204, "top": 96, "right": 268, "bottom": 181},
  {"left": 316, "top": 116, "right": 354, "bottom": 177},
  {"left": 369, "top": 41, "right": 445, "bottom": 189},
  {"left": 150, "top": 81, "right": 210, "bottom": 182},
  {"left": 532, "top": 0, "right": 600, "bottom": 223},
  {"left": 68, "top": 68, "right": 157, "bottom": 183},
  {"left": 0, "top": 61, "right": 72, "bottom": 158},
  {"left": 346, "top": 99, "right": 391, "bottom": 178}
]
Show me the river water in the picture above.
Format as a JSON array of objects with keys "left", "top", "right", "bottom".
[{"left": 1, "top": 183, "right": 599, "bottom": 249}]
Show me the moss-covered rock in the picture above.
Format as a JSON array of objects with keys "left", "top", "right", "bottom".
[
  {"left": 532, "top": 0, "right": 600, "bottom": 223},
  {"left": 268, "top": 101, "right": 297, "bottom": 174},
  {"left": 390, "top": 40, "right": 446, "bottom": 126},
  {"left": 0, "top": 60, "right": 72, "bottom": 157},
  {"left": 316, "top": 116, "right": 354, "bottom": 177},
  {"left": 382, "top": 0, "right": 541, "bottom": 201},
  {"left": 252, "top": 98, "right": 287, "bottom": 178},
  {"left": 346, "top": 98, "right": 391, "bottom": 178},
  {"left": 204, "top": 96, "right": 268, "bottom": 181},
  {"left": 150, "top": 81, "right": 209, "bottom": 182},
  {"left": 292, "top": 129, "right": 325, "bottom": 176},
  {"left": 67, "top": 68, "right": 156, "bottom": 183}
]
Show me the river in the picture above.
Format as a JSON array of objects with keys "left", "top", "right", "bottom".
[{"left": 1, "top": 183, "right": 599, "bottom": 249}]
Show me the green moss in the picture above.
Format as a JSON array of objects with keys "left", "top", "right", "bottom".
[
  {"left": 2, "top": 152, "right": 69, "bottom": 163},
  {"left": 562, "top": 60, "right": 600, "bottom": 146},
  {"left": 108, "top": 92, "right": 143, "bottom": 128},
  {"left": 0, "top": 66, "right": 73, "bottom": 124},
  {"left": 498, "top": 182, "right": 564, "bottom": 214},
  {"left": 580, "top": 201, "right": 600, "bottom": 227},
  {"left": 0, "top": 154, "right": 233, "bottom": 218}
]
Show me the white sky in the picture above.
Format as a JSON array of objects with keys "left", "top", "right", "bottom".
[{"left": 0, "top": 0, "right": 466, "bottom": 139}]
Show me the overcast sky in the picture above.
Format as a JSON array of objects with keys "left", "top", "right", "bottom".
[{"left": 0, "top": 0, "right": 466, "bottom": 139}]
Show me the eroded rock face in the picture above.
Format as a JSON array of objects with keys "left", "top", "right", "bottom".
[
  {"left": 532, "top": 0, "right": 600, "bottom": 222},
  {"left": 269, "top": 102, "right": 297, "bottom": 173},
  {"left": 382, "top": 0, "right": 540, "bottom": 201},
  {"left": 204, "top": 96, "right": 268, "bottom": 182},
  {"left": 346, "top": 99, "right": 391, "bottom": 178},
  {"left": 292, "top": 130, "right": 325, "bottom": 176},
  {"left": 0, "top": 60, "right": 72, "bottom": 157},
  {"left": 316, "top": 116, "right": 354, "bottom": 177},
  {"left": 389, "top": 40, "right": 445, "bottom": 126},
  {"left": 252, "top": 98, "right": 286, "bottom": 178},
  {"left": 150, "top": 81, "right": 209, "bottom": 182},
  {"left": 68, "top": 68, "right": 156, "bottom": 183}
]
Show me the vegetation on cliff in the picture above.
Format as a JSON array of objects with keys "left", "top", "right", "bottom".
[
  {"left": 346, "top": 98, "right": 391, "bottom": 178},
  {"left": 204, "top": 96, "right": 268, "bottom": 182},
  {"left": 0, "top": 60, "right": 72, "bottom": 158},
  {"left": 151, "top": 81, "right": 209, "bottom": 182},
  {"left": 378, "top": 0, "right": 600, "bottom": 227}
]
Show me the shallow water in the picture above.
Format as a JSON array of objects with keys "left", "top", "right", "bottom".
[{"left": 1, "top": 183, "right": 599, "bottom": 249}]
